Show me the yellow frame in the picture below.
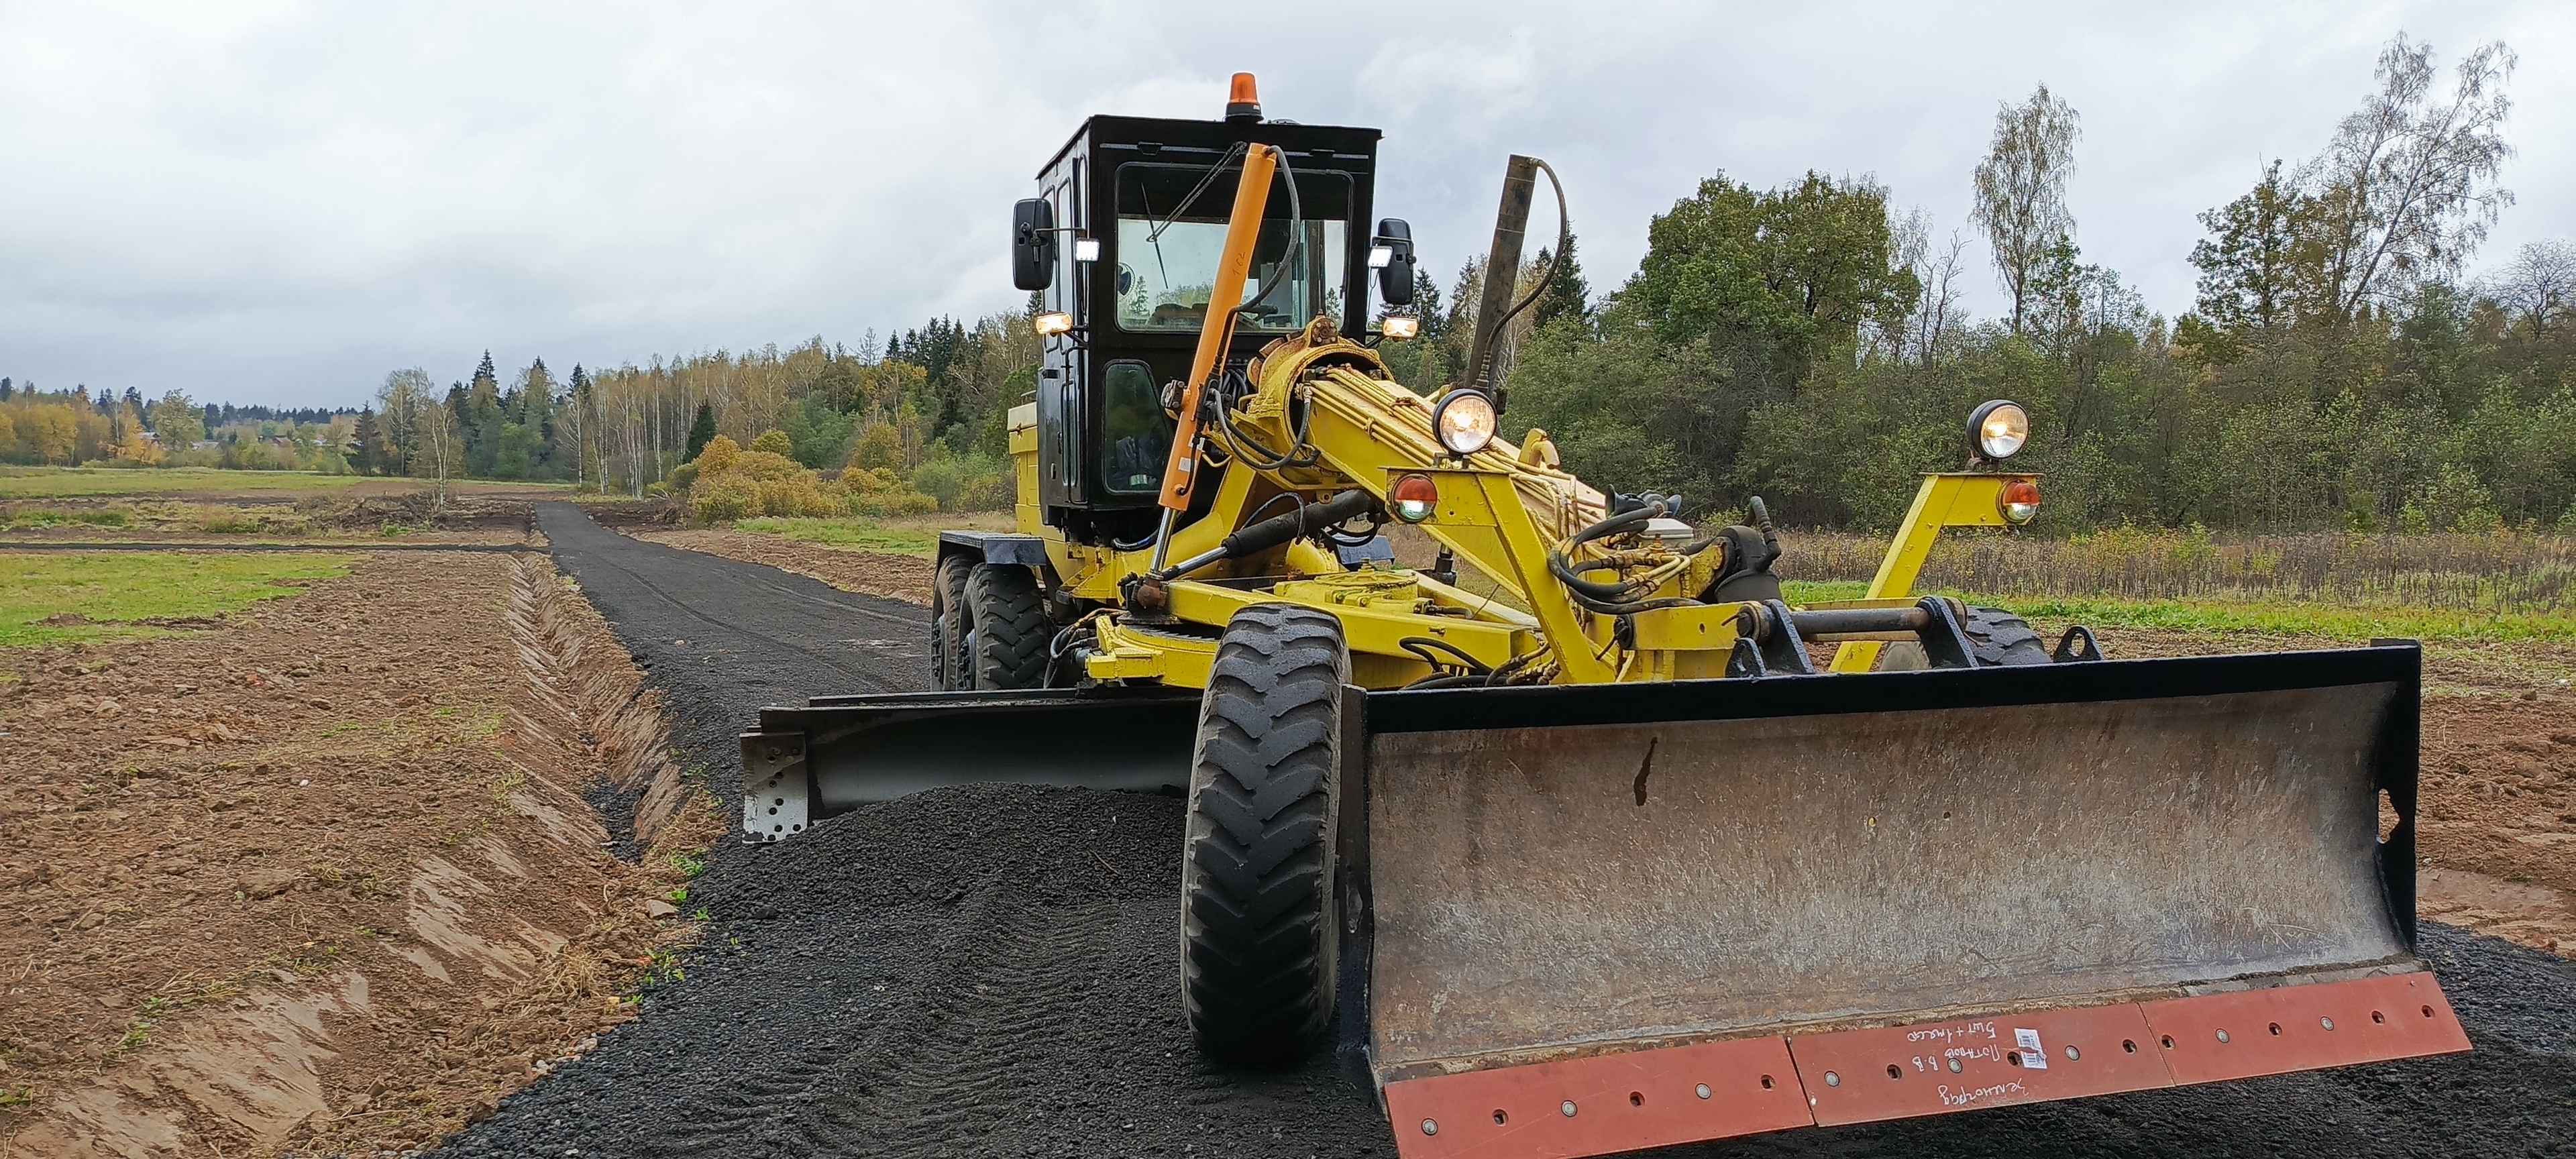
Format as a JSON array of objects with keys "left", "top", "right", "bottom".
[
  {"left": 995, "top": 190, "right": 2035, "bottom": 691},
  {"left": 1826, "top": 473, "right": 2035, "bottom": 672}
]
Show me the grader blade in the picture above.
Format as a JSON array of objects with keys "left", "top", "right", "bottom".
[
  {"left": 1358, "top": 644, "right": 2464, "bottom": 1156},
  {"left": 739, "top": 688, "right": 1197, "bottom": 841}
]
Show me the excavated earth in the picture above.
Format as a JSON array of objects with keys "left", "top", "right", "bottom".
[
  {"left": 430, "top": 505, "right": 2576, "bottom": 1159},
  {"left": 1, "top": 547, "right": 720, "bottom": 1158}
]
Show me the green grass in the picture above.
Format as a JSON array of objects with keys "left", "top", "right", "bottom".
[
  {"left": 0, "top": 551, "right": 358, "bottom": 647},
  {"left": 1780, "top": 579, "right": 2576, "bottom": 644},
  {"left": 731, "top": 516, "right": 938, "bottom": 557},
  {"left": 0, "top": 467, "right": 363, "bottom": 498}
]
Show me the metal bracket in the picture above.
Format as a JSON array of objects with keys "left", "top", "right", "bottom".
[
  {"left": 1756, "top": 600, "right": 1816, "bottom": 675},
  {"left": 2054, "top": 626, "right": 2105, "bottom": 663},
  {"left": 1912, "top": 598, "right": 1978, "bottom": 669},
  {"left": 739, "top": 730, "right": 810, "bottom": 844},
  {"left": 1725, "top": 637, "right": 1768, "bottom": 679}
]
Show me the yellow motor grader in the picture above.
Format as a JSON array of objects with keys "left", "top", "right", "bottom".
[{"left": 741, "top": 75, "right": 2465, "bottom": 1159}]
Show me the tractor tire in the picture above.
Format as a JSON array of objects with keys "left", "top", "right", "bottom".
[
  {"left": 1181, "top": 604, "right": 1348, "bottom": 1064},
  {"left": 965, "top": 563, "right": 1050, "bottom": 690},
  {"left": 932, "top": 555, "right": 973, "bottom": 691},
  {"left": 1962, "top": 606, "right": 2051, "bottom": 666},
  {"left": 1874, "top": 605, "right": 2052, "bottom": 670}
]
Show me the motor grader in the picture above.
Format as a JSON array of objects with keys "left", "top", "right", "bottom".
[{"left": 741, "top": 75, "right": 2465, "bottom": 1159}]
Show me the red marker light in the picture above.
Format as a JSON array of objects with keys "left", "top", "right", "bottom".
[
  {"left": 1999, "top": 479, "right": 2041, "bottom": 525},
  {"left": 1391, "top": 473, "right": 1438, "bottom": 523}
]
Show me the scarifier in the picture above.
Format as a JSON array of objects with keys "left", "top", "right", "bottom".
[{"left": 739, "top": 74, "right": 2466, "bottom": 1158}]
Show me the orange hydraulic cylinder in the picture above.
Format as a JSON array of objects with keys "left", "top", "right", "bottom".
[{"left": 1157, "top": 142, "right": 1275, "bottom": 512}]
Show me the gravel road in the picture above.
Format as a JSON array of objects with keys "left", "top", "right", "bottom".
[{"left": 437, "top": 504, "right": 2576, "bottom": 1159}]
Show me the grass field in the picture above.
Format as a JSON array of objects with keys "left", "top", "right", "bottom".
[
  {"left": 0, "top": 467, "right": 364, "bottom": 498},
  {"left": 730, "top": 511, "right": 1012, "bottom": 557},
  {"left": 0, "top": 551, "right": 359, "bottom": 648},
  {"left": 0, "top": 466, "right": 575, "bottom": 500},
  {"left": 1781, "top": 579, "right": 2576, "bottom": 644}
]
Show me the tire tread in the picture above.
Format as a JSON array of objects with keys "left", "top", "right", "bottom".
[{"left": 1181, "top": 603, "right": 1347, "bottom": 1062}]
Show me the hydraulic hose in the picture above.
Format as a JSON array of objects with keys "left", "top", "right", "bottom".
[{"left": 1154, "top": 488, "right": 1381, "bottom": 581}]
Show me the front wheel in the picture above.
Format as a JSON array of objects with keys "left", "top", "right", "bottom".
[
  {"left": 1876, "top": 605, "right": 2056, "bottom": 670},
  {"left": 1181, "top": 604, "right": 1347, "bottom": 1063}
]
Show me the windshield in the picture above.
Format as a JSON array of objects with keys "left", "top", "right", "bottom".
[{"left": 1114, "top": 162, "right": 1350, "bottom": 334}]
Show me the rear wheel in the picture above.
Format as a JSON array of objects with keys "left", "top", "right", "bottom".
[
  {"left": 1181, "top": 604, "right": 1346, "bottom": 1063},
  {"left": 1875, "top": 605, "right": 2052, "bottom": 670},
  {"left": 966, "top": 563, "right": 1050, "bottom": 690},
  {"left": 932, "top": 555, "right": 972, "bottom": 690}
]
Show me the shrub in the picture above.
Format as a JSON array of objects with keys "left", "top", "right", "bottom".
[
  {"left": 850, "top": 423, "right": 902, "bottom": 472},
  {"left": 911, "top": 453, "right": 1015, "bottom": 512},
  {"left": 749, "top": 429, "right": 795, "bottom": 457},
  {"left": 696, "top": 435, "right": 743, "bottom": 475},
  {"left": 689, "top": 438, "right": 845, "bottom": 520},
  {"left": 833, "top": 465, "right": 938, "bottom": 517},
  {"left": 692, "top": 474, "right": 760, "bottom": 522},
  {"left": 667, "top": 461, "right": 701, "bottom": 492},
  {"left": 731, "top": 450, "right": 809, "bottom": 482}
]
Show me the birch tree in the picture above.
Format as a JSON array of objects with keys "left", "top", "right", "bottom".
[{"left": 1972, "top": 84, "right": 2081, "bottom": 335}]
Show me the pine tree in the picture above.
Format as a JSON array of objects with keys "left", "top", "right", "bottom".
[
  {"left": 684, "top": 401, "right": 718, "bottom": 462},
  {"left": 1532, "top": 235, "right": 1592, "bottom": 328},
  {"left": 350, "top": 407, "right": 383, "bottom": 475}
]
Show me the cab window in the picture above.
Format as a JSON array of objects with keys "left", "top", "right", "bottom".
[
  {"left": 1114, "top": 162, "right": 1349, "bottom": 335},
  {"left": 1099, "top": 360, "right": 1172, "bottom": 494}
]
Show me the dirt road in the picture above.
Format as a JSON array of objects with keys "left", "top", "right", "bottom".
[{"left": 439, "top": 504, "right": 2576, "bottom": 1159}]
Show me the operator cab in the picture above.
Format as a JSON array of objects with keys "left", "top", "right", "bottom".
[{"left": 1012, "top": 76, "right": 1414, "bottom": 547}]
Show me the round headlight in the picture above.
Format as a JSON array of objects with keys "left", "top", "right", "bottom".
[
  {"left": 1432, "top": 389, "right": 1497, "bottom": 456},
  {"left": 1968, "top": 400, "right": 2029, "bottom": 460}
]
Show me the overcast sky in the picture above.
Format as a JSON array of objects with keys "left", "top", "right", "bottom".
[{"left": 2, "top": 1, "right": 2568, "bottom": 410}]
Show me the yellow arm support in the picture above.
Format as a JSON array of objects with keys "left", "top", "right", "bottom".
[
  {"left": 1157, "top": 143, "right": 1275, "bottom": 513},
  {"left": 1828, "top": 472, "right": 2036, "bottom": 673}
]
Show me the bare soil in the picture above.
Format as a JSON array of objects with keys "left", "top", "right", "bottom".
[
  {"left": 0, "top": 549, "right": 719, "bottom": 1157},
  {"left": 2, "top": 494, "right": 542, "bottom": 543}
]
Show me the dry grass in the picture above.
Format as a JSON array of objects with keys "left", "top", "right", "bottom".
[{"left": 1787, "top": 527, "right": 2576, "bottom": 616}]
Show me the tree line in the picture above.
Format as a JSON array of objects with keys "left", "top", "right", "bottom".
[
  {"left": 358, "top": 315, "right": 1036, "bottom": 510},
  {"left": 0, "top": 379, "right": 359, "bottom": 470},
  {"left": 1489, "top": 33, "right": 2564, "bottom": 535}
]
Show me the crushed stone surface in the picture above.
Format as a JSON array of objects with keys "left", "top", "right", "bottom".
[{"left": 435, "top": 504, "right": 2576, "bottom": 1158}]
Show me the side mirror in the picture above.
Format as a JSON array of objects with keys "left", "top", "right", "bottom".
[
  {"left": 1372, "top": 218, "right": 1417, "bottom": 307},
  {"left": 1013, "top": 199, "right": 1057, "bottom": 291}
]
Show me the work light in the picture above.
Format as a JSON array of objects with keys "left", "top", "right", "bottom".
[
  {"left": 1381, "top": 316, "right": 1420, "bottom": 341},
  {"left": 1074, "top": 238, "right": 1102, "bottom": 263},
  {"left": 1032, "top": 312, "right": 1074, "bottom": 337},
  {"left": 1432, "top": 389, "right": 1497, "bottom": 456},
  {"left": 1968, "top": 400, "right": 2029, "bottom": 461}
]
